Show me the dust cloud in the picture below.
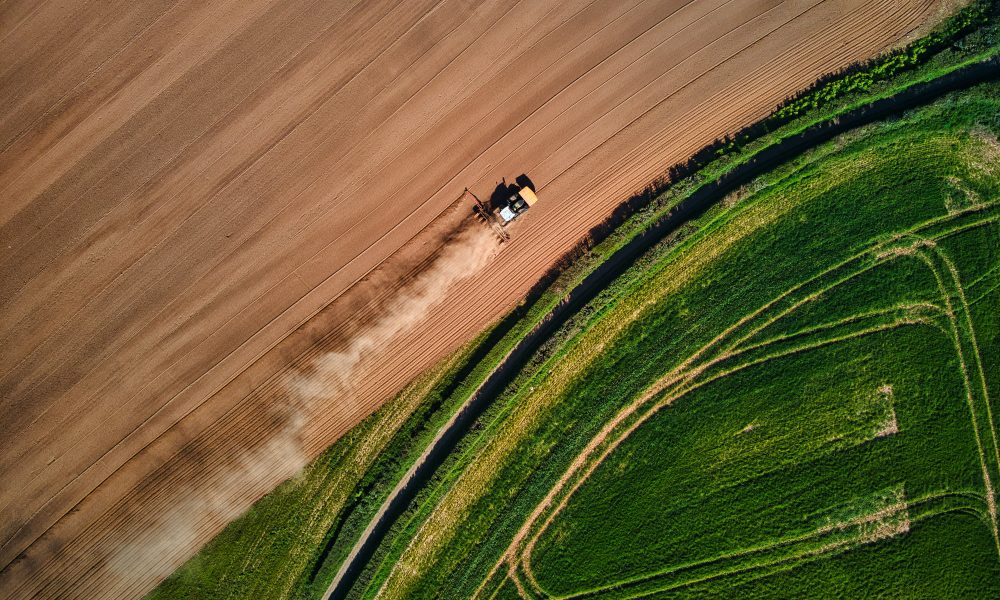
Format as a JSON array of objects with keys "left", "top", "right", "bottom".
[
  {"left": 290, "top": 223, "right": 500, "bottom": 406},
  {"left": 101, "top": 222, "right": 498, "bottom": 593}
]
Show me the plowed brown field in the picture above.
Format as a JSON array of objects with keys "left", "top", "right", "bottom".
[{"left": 0, "top": 0, "right": 946, "bottom": 597}]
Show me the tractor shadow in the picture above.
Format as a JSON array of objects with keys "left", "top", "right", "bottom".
[
  {"left": 515, "top": 173, "right": 535, "bottom": 192},
  {"left": 487, "top": 174, "right": 535, "bottom": 211},
  {"left": 487, "top": 180, "right": 514, "bottom": 211}
]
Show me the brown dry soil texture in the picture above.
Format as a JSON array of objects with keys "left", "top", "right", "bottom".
[{"left": 0, "top": 0, "right": 949, "bottom": 598}]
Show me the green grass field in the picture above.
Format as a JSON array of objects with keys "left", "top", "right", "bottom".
[
  {"left": 148, "top": 4, "right": 1000, "bottom": 598},
  {"left": 523, "top": 124, "right": 1000, "bottom": 599}
]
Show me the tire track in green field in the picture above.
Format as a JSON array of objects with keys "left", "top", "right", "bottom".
[
  {"left": 499, "top": 205, "right": 999, "bottom": 599},
  {"left": 520, "top": 230, "right": 996, "bottom": 598},
  {"left": 516, "top": 319, "right": 936, "bottom": 599},
  {"left": 911, "top": 239, "right": 1000, "bottom": 552},
  {"left": 500, "top": 246, "right": 916, "bottom": 596}
]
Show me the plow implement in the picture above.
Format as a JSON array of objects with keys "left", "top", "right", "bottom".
[{"left": 466, "top": 188, "right": 510, "bottom": 242}]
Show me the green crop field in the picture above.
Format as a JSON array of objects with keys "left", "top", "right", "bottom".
[
  {"left": 149, "top": 4, "right": 1000, "bottom": 598},
  {"left": 522, "top": 116, "right": 1000, "bottom": 599}
]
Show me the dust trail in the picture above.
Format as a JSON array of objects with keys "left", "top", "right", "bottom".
[
  {"left": 289, "top": 222, "right": 500, "bottom": 410},
  {"left": 96, "top": 220, "right": 498, "bottom": 596}
]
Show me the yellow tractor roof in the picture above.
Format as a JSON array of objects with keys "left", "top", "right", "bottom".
[{"left": 518, "top": 186, "right": 538, "bottom": 206}]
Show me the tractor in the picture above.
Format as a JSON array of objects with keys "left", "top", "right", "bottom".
[{"left": 467, "top": 179, "right": 538, "bottom": 241}]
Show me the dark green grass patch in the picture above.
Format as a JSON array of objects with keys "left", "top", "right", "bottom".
[{"left": 676, "top": 512, "right": 1000, "bottom": 599}]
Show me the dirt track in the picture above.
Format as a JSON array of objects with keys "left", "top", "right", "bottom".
[{"left": 0, "top": 0, "right": 945, "bottom": 597}]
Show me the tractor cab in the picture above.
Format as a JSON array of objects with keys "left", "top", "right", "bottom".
[{"left": 498, "top": 185, "right": 538, "bottom": 223}]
